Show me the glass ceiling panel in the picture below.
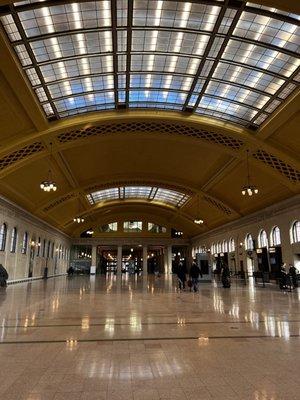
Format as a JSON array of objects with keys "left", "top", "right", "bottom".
[
  {"left": 1, "top": 0, "right": 299, "bottom": 127},
  {"left": 87, "top": 185, "right": 190, "bottom": 207}
]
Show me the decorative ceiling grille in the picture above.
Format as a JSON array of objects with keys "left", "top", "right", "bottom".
[
  {"left": 56, "top": 121, "right": 244, "bottom": 150},
  {"left": 42, "top": 193, "right": 77, "bottom": 212},
  {"left": 252, "top": 150, "right": 300, "bottom": 183},
  {"left": 203, "top": 195, "right": 233, "bottom": 215},
  {"left": 0, "top": 142, "right": 44, "bottom": 171},
  {"left": 0, "top": 0, "right": 299, "bottom": 127}
]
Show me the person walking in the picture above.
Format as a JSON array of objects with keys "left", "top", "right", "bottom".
[
  {"left": 289, "top": 263, "right": 298, "bottom": 288},
  {"left": 177, "top": 262, "right": 187, "bottom": 291},
  {"left": 221, "top": 263, "right": 231, "bottom": 288},
  {"left": 279, "top": 262, "right": 288, "bottom": 290},
  {"left": 0, "top": 264, "right": 9, "bottom": 287},
  {"left": 189, "top": 261, "right": 202, "bottom": 292}
]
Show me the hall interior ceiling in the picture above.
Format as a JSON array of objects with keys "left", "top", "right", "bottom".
[
  {"left": 0, "top": 0, "right": 299, "bottom": 238},
  {"left": 1, "top": 0, "right": 299, "bottom": 127}
]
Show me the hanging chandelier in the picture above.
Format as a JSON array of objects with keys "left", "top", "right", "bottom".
[
  {"left": 40, "top": 174, "right": 57, "bottom": 192},
  {"left": 40, "top": 143, "right": 57, "bottom": 192},
  {"left": 194, "top": 194, "right": 204, "bottom": 224},
  {"left": 194, "top": 218, "right": 204, "bottom": 224},
  {"left": 73, "top": 216, "right": 85, "bottom": 223},
  {"left": 242, "top": 150, "right": 258, "bottom": 196}
]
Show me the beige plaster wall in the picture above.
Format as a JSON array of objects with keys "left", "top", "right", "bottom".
[{"left": 0, "top": 197, "right": 71, "bottom": 282}]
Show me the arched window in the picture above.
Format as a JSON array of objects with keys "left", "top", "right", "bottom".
[
  {"left": 291, "top": 221, "right": 300, "bottom": 244},
  {"left": 21, "top": 232, "right": 28, "bottom": 254},
  {"left": 217, "top": 242, "right": 222, "bottom": 253},
  {"left": 271, "top": 226, "right": 281, "bottom": 246},
  {"left": 0, "top": 223, "right": 7, "bottom": 251},
  {"left": 37, "top": 237, "right": 41, "bottom": 256},
  {"left": 10, "top": 227, "right": 17, "bottom": 253},
  {"left": 59, "top": 244, "right": 62, "bottom": 259},
  {"left": 229, "top": 238, "right": 235, "bottom": 252},
  {"left": 42, "top": 239, "right": 46, "bottom": 257},
  {"left": 258, "top": 230, "right": 268, "bottom": 248},
  {"left": 47, "top": 241, "right": 51, "bottom": 258},
  {"left": 222, "top": 240, "right": 228, "bottom": 253},
  {"left": 245, "top": 234, "right": 254, "bottom": 250}
]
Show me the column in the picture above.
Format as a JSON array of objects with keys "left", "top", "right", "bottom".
[
  {"left": 167, "top": 245, "right": 172, "bottom": 274},
  {"left": 117, "top": 245, "right": 122, "bottom": 275},
  {"left": 187, "top": 245, "right": 193, "bottom": 273},
  {"left": 164, "top": 247, "right": 168, "bottom": 274},
  {"left": 90, "top": 245, "right": 97, "bottom": 274},
  {"left": 143, "top": 245, "right": 148, "bottom": 276}
]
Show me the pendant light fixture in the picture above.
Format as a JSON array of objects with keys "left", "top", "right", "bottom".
[
  {"left": 73, "top": 201, "right": 85, "bottom": 224},
  {"left": 241, "top": 150, "right": 258, "bottom": 197},
  {"left": 40, "top": 142, "right": 57, "bottom": 192},
  {"left": 194, "top": 194, "right": 204, "bottom": 224}
]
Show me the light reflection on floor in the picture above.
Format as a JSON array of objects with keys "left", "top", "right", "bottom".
[{"left": 0, "top": 274, "right": 299, "bottom": 399}]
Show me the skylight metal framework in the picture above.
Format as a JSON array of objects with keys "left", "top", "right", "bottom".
[
  {"left": 0, "top": 0, "right": 299, "bottom": 127},
  {"left": 87, "top": 185, "right": 190, "bottom": 207}
]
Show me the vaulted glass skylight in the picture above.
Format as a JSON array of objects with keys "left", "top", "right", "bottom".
[
  {"left": 87, "top": 185, "right": 190, "bottom": 208},
  {"left": 1, "top": 0, "right": 299, "bottom": 127}
]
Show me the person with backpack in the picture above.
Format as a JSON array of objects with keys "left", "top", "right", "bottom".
[
  {"left": 189, "top": 261, "right": 202, "bottom": 292},
  {"left": 0, "top": 264, "right": 9, "bottom": 287}
]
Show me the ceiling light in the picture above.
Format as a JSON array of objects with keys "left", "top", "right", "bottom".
[
  {"left": 73, "top": 217, "right": 84, "bottom": 223},
  {"left": 40, "top": 143, "right": 57, "bottom": 192},
  {"left": 242, "top": 150, "right": 259, "bottom": 197},
  {"left": 194, "top": 194, "right": 204, "bottom": 225}
]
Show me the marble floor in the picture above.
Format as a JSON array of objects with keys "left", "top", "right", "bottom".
[{"left": 0, "top": 274, "right": 300, "bottom": 400}]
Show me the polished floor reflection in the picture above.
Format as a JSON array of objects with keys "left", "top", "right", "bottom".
[{"left": 0, "top": 274, "right": 300, "bottom": 400}]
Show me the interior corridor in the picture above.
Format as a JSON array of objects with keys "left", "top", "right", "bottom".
[{"left": 0, "top": 275, "right": 300, "bottom": 400}]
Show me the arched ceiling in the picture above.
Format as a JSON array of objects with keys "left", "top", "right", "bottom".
[{"left": 0, "top": 0, "right": 299, "bottom": 239}]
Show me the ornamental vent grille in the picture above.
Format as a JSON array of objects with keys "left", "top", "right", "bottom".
[
  {"left": 43, "top": 193, "right": 77, "bottom": 212},
  {"left": 252, "top": 150, "right": 300, "bottom": 183},
  {"left": 0, "top": 142, "right": 44, "bottom": 171},
  {"left": 57, "top": 121, "right": 244, "bottom": 150},
  {"left": 203, "top": 195, "right": 233, "bottom": 215}
]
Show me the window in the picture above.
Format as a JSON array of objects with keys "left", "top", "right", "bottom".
[
  {"left": 36, "top": 237, "right": 41, "bottom": 256},
  {"left": 123, "top": 221, "right": 142, "bottom": 232},
  {"left": 0, "top": 223, "right": 7, "bottom": 251},
  {"left": 245, "top": 234, "right": 254, "bottom": 250},
  {"left": 100, "top": 222, "right": 118, "bottom": 232},
  {"left": 217, "top": 242, "right": 222, "bottom": 253},
  {"left": 42, "top": 239, "right": 46, "bottom": 257},
  {"left": 229, "top": 238, "right": 235, "bottom": 253},
  {"left": 1, "top": 2, "right": 299, "bottom": 126},
  {"left": 271, "top": 226, "right": 281, "bottom": 246},
  {"left": 10, "top": 227, "right": 17, "bottom": 253},
  {"left": 21, "top": 232, "right": 28, "bottom": 254},
  {"left": 59, "top": 245, "right": 62, "bottom": 259},
  {"left": 47, "top": 241, "right": 51, "bottom": 258},
  {"left": 51, "top": 242, "right": 54, "bottom": 258},
  {"left": 222, "top": 240, "right": 228, "bottom": 253},
  {"left": 258, "top": 230, "right": 268, "bottom": 248},
  {"left": 291, "top": 221, "right": 300, "bottom": 243},
  {"left": 148, "top": 223, "right": 167, "bottom": 233},
  {"left": 87, "top": 185, "right": 190, "bottom": 207}
]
